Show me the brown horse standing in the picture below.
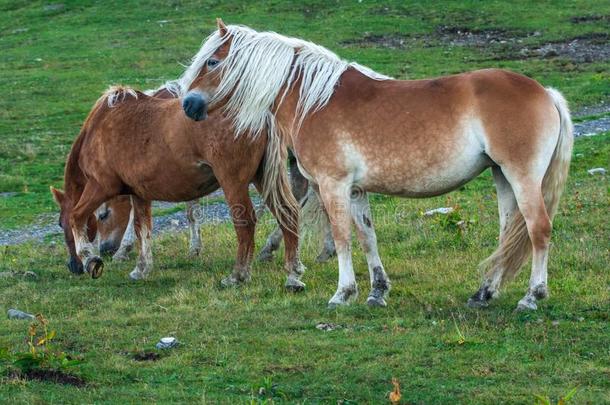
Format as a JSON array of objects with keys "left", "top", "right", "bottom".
[
  {"left": 96, "top": 152, "right": 337, "bottom": 263},
  {"left": 180, "top": 21, "right": 573, "bottom": 310},
  {"left": 51, "top": 85, "right": 304, "bottom": 290}
]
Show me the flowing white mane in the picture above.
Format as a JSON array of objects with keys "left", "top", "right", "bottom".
[{"left": 175, "top": 24, "right": 391, "bottom": 136}]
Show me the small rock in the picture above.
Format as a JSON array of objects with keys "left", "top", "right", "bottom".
[
  {"left": 316, "top": 322, "right": 340, "bottom": 331},
  {"left": 587, "top": 168, "right": 606, "bottom": 175},
  {"left": 7, "top": 309, "right": 36, "bottom": 320},
  {"left": 43, "top": 3, "right": 65, "bottom": 12},
  {"left": 575, "top": 153, "right": 584, "bottom": 158},
  {"left": 170, "top": 219, "right": 180, "bottom": 227},
  {"left": 258, "top": 387, "right": 266, "bottom": 396},
  {"left": 577, "top": 317, "right": 584, "bottom": 322},
  {"left": 424, "top": 207, "right": 454, "bottom": 216},
  {"left": 155, "top": 336, "right": 178, "bottom": 349},
  {"left": 551, "top": 320, "right": 560, "bottom": 326},
  {"left": 0, "top": 271, "right": 38, "bottom": 279}
]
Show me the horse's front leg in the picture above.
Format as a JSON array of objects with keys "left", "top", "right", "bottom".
[
  {"left": 254, "top": 177, "right": 305, "bottom": 292},
  {"left": 220, "top": 185, "right": 256, "bottom": 287},
  {"left": 70, "top": 181, "right": 110, "bottom": 278},
  {"left": 128, "top": 197, "right": 153, "bottom": 280},
  {"left": 318, "top": 180, "right": 358, "bottom": 308},
  {"left": 186, "top": 199, "right": 202, "bottom": 257},
  {"left": 257, "top": 158, "right": 308, "bottom": 262}
]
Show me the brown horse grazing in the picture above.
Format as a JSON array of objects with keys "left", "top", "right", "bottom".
[
  {"left": 179, "top": 20, "right": 573, "bottom": 311},
  {"left": 97, "top": 152, "right": 337, "bottom": 263},
  {"left": 51, "top": 84, "right": 304, "bottom": 290}
]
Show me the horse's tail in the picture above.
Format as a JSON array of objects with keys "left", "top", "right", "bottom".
[
  {"left": 260, "top": 115, "right": 300, "bottom": 234},
  {"left": 98, "top": 85, "right": 139, "bottom": 108},
  {"left": 481, "top": 87, "right": 573, "bottom": 285}
]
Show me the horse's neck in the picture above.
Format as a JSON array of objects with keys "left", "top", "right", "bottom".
[
  {"left": 63, "top": 136, "right": 87, "bottom": 205},
  {"left": 274, "top": 68, "right": 380, "bottom": 145}
]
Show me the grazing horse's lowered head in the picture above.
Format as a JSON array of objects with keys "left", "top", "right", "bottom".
[
  {"left": 51, "top": 186, "right": 98, "bottom": 275},
  {"left": 96, "top": 196, "right": 132, "bottom": 256}
]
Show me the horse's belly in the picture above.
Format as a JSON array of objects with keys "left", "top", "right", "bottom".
[
  {"left": 361, "top": 137, "right": 491, "bottom": 198},
  {"left": 126, "top": 162, "right": 219, "bottom": 202}
]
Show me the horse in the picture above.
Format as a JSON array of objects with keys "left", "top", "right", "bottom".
[
  {"left": 178, "top": 20, "right": 573, "bottom": 311},
  {"left": 96, "top": 146, "right": 336, "bottom": 264},
  {"left": 51, "top": 83, "right": 306, "bottom": 291}
]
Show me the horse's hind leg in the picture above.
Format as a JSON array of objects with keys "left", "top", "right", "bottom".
[
  {"left": 350, "top": 191, "right": 390, "bottom": 307},
  {"left": 257, "top": 227, "right": 283, "bottom": 262},
  {"left": 186, "top": 199, "right": 202, "bottom": 257},
  {"left": 511, "top": 180, "right": 552, "bottom": 311},
  {"left": 129, "top": 197, "right": 153, "bottom": 280},
  {"left": 113, "top": 197, "right": 135, "bottom": 261},
  {"left": 468, "top": 167, "right": 518, "bottom": 307},
  {"left": 70, "top": 181, "right": 111, "bottom": 278}
]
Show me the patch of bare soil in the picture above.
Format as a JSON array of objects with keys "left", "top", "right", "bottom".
[
  {"left": 569, "top": 14, "right": 609, "bottom": 24},
  {"left": 341, "top": 33, "right": 408, "bottom": 49},
  {"left": 344, "top": 25, "right": 609, "bottom": 64},
  {"left": 9, "top": 369, "right": 87, "bottom": 387},
  {"left": 132, "top": 351, "right": 161, "bottom": 362},
  {"left": 434, "top": 25, "right": 534, "bottom": 47},
  {"left": 518, "top": 33, "right": 610, "bottom": 63}
]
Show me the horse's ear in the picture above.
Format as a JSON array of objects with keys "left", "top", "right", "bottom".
[
  {"left": 217, "top": 18, "right": 228, "bottom": 37},
  {"left": 50, "top": 186, "right": 64, "bottom": 206}
]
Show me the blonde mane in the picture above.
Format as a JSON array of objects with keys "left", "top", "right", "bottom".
[{"left": 176, "top": 24, "right": 391, "bottom": 136}]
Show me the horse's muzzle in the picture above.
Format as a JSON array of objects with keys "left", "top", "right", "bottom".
[
  {"left": 182, "top": 92, "right": 208, "bottom": 121},
  {"left": 99, "top": 240, "right": 119, "bottom": 256},
  {"left": 67, "top": 256, "right": 84, "bottom": 275}
]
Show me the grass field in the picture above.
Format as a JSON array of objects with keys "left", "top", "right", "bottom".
[{"left": 0, "top": 1, "right": 609, "bottom": 403}]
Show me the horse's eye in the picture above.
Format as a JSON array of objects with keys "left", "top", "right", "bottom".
[
  {"left": 207, "top": 59, "right": 219, "bottom": 69},
  {"left": 98, "top": 210, "right": 110, "bottom": 221}
]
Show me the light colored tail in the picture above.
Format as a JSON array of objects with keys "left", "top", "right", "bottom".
[
  {"left": 260, "top": 114, "right": 300, "bottom": 234},
  {"left": 299, "top": 186, "right": 329, "bottom": 245},
  {"left": 482, "top": 87, "right": 574, "bottom": 285}
]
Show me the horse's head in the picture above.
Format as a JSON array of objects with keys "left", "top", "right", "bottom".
[
  {"left": 96, "top": 196, "right": 132, "bottom": 256},
  {"left": 51, "top": 186, "right": 96, "bottom": 275},
  {"left": 182, "top": 19, "right": 232, "bottom": 122}
]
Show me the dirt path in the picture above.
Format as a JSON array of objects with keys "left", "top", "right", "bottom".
[{"left": 0, "top": 108, "right": 608, "bottom": 247}]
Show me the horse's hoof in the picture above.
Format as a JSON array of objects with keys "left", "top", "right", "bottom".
[
  {"left": 327, "top": 301, "right": 348, "bottom": 310},
  {"left": 188, "top": 246, "right": 201, "bottom": 258},
  {"left": 86, "top": 257, "right": 104, "bottom": 279},
  {"left": 257, "top": 250, "right": 274, "bottom": 262},
  {"left": 315, "top": 251, "right": 334, "bottom": 263},
  {"left": 285, "top": 277, "right": 305, "bottom": 293},
  {"left": 129, "top": 269, "right": 146, "bottom": 281},
  {"left": 516, "top": 297, "right": 538, "bottom": 311},
  {"left": 467, "top": 297, "right": 490, "bottom": 309},
  {"left": 366, "top": 295, "right": 387, "bottom": 308},
  {"left": 112, "top": 251, "right": 129, "bottom": 262},
  {"left": 220, "top": 274, "right": 250, "bottom": 288}
]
